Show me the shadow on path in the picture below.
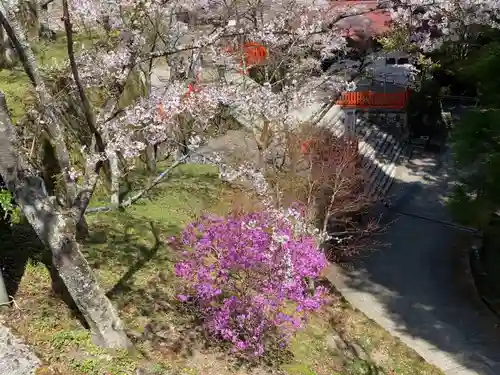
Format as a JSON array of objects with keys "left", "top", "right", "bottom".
[{"left": 328, "top": 149, "right": 500, "bottom": 375}]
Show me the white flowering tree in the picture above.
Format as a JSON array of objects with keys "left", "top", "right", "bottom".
[
  {"left": 0, "top": 0, "right": 497, "bottom": 349},
  {"left": 387, "top": 0, "right": 500, "bottom": 52}
]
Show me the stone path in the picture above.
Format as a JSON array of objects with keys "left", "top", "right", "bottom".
[
  {"left": 326, "top": 149, "right": 500, "bottom": 375},
  {"left": 0, "top": 320, "right": 40, "bottom": 375}
]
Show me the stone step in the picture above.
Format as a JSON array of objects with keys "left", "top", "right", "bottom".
[
  {"left": 355, "top": 123, "right": 405, "bottom": 198},
  {"left": 366, "top": 133, "right": 398, "bottom": 181},
  {"left": 384, "top": 146, "right": 404, "bottom": 194},
  {"left": 362, "top": 130, "right": 388, "bottom": 169},
  {"left": 330, "top": 111, "right": 347, "bottom": 137},
  {"left": 371, "top": 132, "right": 394, "bottom": 166},
  {"left": 358, "top": 128, "right": 376, "bottom": 156},
  {"left": 320, "top": 105, "right": 345, "bottom": 128},
  {"left": 369, "top": 143, "right": 404, "bottom": 197}
]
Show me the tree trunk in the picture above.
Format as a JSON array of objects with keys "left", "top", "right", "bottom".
[
  {"left": 42, "top": 247, "right": 89, "bottom": 328},
  {"left": 25, "top": 0, "right": 40, "bottom": 42},
  {"left": 145, "top": 143, "right": 156, "bottom": 173},
  {"left": 107, "top": 150, "right": 120, "bottom": 206},
  {"left": 0, "top": 267, "right": 9, "bottom": 305},
  {"left": 0, "top": 25, "right": 17, "bottom": 69},
  {"left": 76, "top": 216, "right": 89, "bottom": 240},
  {"left": 49, "top": 214, "right": 131, "bottom": 348},
  {"left": 0, "top": 91, "right": 131, "bottom": 349}
]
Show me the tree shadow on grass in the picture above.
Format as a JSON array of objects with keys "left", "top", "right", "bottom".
[
  {"left": 0, "top": 222, "right": 90, "bottom": 327},
  {"left": 83, "top": 212, "right": 179, "bottom": 270},
  {"left": 102, "top": 219, "right": 169, "bottom": 299},
  {"left": 88, "top": 222, "right": 210, "bottom": 363},
  {"left": 0, "top": 224, "right": 44, "bottom": 297}
]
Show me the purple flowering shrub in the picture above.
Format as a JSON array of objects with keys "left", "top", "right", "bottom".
[{"left": 173, "top": 208, "right": 328, "bottom": 357}]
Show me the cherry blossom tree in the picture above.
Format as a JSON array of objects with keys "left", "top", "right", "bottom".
[
  {"left": 387, "top": 0, "right": 500, "bottom": 52},
  {"left": 0, "top": 0, "right": 498, "bottom": 349}
]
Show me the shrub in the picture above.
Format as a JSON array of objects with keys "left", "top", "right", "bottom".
[
  {"left": 172, "top": 207, "right": 328, "bottom": 357},
  {"left": 266, "top": 125, "right": 380, "bottom": 262}
]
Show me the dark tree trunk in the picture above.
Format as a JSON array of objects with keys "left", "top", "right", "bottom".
[
  {"left": 76, "top": 216, "right": 89, "bottom": 240},
  {"left": 0, "top": 267, "right": 9, "bottom": 305},
  {"left": 145, "top": 143, "right": 157, "bottom": 173},
  {"left": 0, "top": 25, "right": 18, "bottom": 69}
]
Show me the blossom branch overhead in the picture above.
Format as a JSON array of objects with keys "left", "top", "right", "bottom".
[{"left": 2, "top": 0, "right": 499, "bottom": 215}]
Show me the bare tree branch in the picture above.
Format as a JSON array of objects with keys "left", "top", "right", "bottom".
[
  {"left": 86, "top": 152, "right": 192, "bottom": 214},
  {"left": 61, "top": 0, "right": 106, "bottom": 217},
  {"left": 61, "top": 0, "right": 97, "bottom": 134}
]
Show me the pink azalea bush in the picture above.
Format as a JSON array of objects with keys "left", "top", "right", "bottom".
[{"left": 172, "top": 208, "right": 328, "bottom": 357}]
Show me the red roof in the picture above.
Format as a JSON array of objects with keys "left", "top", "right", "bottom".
[{"left": 331, "top": 1, "right": 392, "bottom": 40}]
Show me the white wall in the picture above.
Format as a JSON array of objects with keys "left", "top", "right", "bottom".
[
  {"left": 329, "top": 51, "right": 413, "bottom": 87},
  {"left": 365, "top": 51, "right": 413, "bottom": 86}
]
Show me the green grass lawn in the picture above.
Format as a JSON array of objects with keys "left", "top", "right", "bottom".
[
  {"left": 0, "top": 162, "right": 443, "bottom": 375},
  {"left": 0, "top": 32, "right": 106, "bottom": 123},
  {"left": 0, "top": 35, "right": 443, "bottom": 375},
  {"left": 0, "top": 67, "right": 32, "bottom": 123}
]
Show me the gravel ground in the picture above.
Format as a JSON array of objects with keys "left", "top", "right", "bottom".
[{"left": 0, "top": 321, "right": 40, "bottom": 375}]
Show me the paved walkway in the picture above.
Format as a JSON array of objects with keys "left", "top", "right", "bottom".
[
  {"left": 326, "top": 149, "right": 500, "bottom": 375},
  {"left": 0, "top": 320, "right": 40, "bottom": 375}
]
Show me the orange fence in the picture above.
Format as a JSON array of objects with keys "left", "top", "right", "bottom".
[{"left": 335, "top": 90, "right": 410, "bottom": 109}]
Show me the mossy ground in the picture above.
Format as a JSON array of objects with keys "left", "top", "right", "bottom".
[{"left": 0, "top": 36, "right": 443, "bottom": 375}]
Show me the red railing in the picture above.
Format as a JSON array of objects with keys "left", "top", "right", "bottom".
[
  {"left": 242, "top": 42, "right": 268, "bottom": 65},
  {"left": 336, "top": 90, "right": 409, "bottom": 109},
  {"left": 223, "top": 42, "right": 268, "bottom": 74}
]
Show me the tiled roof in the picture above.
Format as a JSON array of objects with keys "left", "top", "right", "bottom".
[{"left": 332, "top": 0, "right": 392, "bottom": 39}]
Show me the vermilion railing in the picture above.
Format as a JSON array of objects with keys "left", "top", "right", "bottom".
[
  {"left": 335, "top": 90, "right": 410, "bottom": 109},
  {"left": 224, "top": 42, "right": 268, "bottom": 73},
  {"left": 242, "top": 42, "right": 268, "bottom": 65}
]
